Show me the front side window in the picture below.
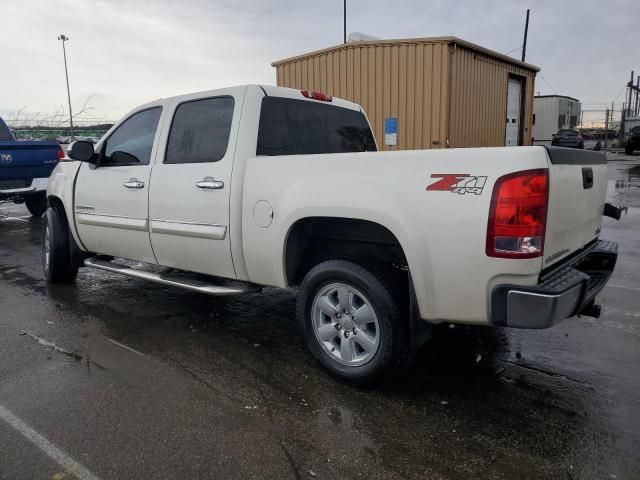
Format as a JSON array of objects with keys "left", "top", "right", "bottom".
[
  {"left": 102, "top": 107, "right": 162, "bottom": 166},
  {"left": 165, "top": 97, "right": 234, "bottom": 164},
  {"left": 257, "top": 97, "right": 377, "bottom": 156}
]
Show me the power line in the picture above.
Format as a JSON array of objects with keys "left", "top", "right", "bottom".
[
  {"left": 538, "top": 73, "right": 557, "bottom": 94},
  {"left": 524, "top": 54, "right": 557, "bottom": 94},
  {"left": 503, "top": 46, "right": 522, "bottom": 56}
]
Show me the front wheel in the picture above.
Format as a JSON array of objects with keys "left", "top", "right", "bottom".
[
  {"left": 25, "top": 192, "right": 47, "bottom": 217},
  {"left": 43, "top": 206, "right": 79, "bottom": 283},
  {"left": 297, "top": 260, "right": 409, "bottom": 385}
]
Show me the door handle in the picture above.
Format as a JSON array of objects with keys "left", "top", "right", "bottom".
[
  {"left": 195, "top": 177, "right": 224, "bottom": 190},
  {"left": 123, "top": 179, "right": 145, "bottom": 189}
]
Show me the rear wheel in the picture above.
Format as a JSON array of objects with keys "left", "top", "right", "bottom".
[
  {"left": 25, "top": 192, "right": 47, "bottom": 217},
  {"left": 297, "top": 259, "right": 409, "bottom": 384},
  {"left": 43, "top": 206, "right": 79, "bottom": 283}
]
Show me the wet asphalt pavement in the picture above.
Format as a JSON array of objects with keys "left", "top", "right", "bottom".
[{"left": 1, "top": 156, "right": 639, "bottom": 480}]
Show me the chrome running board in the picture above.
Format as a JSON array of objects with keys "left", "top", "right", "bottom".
[{"left": 84, "top": 257, "right": 259, "bottom": 296}]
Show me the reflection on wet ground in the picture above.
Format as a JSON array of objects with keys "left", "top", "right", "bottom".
[{"left": 0, "top": 156, "right": 639, "bottom": 479}]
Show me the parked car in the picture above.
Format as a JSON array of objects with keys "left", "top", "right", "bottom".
[
  {"left": 625, "top": 126, "right": 640, "bottom": 155},
  {"left": 551, "top": 129, "right": 584, "bottom": 148},
  {"left": 0, "top": 116, "right": 64, "bottom": 216},
  {"left": 45, "top": 85, "right": 619, "bottom": 384}
]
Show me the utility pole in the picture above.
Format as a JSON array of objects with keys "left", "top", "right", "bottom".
[
  {"left": 627, "top": 71, "right": 634, "bottom": 116},
  {"left": 604, "top": 107, "right": 609, "bottom": 150},
  {"left": 634, "top": 75, "right": 640, "bottom": 117},
  {"left": 58, "top": 34, "right": 74, "bottom": 139},
  {"left": 521, "top": 9, "right": 530, "bottom": 62},
  {"left": 343, "top": 0, "right": 347, "bottom": 43}
]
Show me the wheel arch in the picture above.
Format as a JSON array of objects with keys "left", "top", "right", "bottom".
[
  {"left": 283, "top": 216, "right": 410, "bottom": 287},
  {"left": 47, "top": 193, "right": 86, "bottom": 252}
]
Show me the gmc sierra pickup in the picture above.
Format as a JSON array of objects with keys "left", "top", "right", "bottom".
[
  {"left": 44, "top": 85, "right": 619, "bottom": 384},
  {"left": 0, "top": 117, "right": 64, "bottom": 216}
]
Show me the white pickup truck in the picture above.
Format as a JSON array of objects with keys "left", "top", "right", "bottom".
[{"left": 45, "top": 85, "right": 620, "bottom": 384}]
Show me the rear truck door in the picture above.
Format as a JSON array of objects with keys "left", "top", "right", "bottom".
[
  {"left": 542, "top": 147, "right": 608, "bottom": 268},
  {"left": 147, "top": 91, "right": 239, "bottom": 279},
  {"left": 74, "top": 106, "right": 163, "bottom": 264}
]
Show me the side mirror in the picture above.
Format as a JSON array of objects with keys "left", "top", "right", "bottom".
[{"left": 67, "top": 141, "right": 96, "bottom": 163}]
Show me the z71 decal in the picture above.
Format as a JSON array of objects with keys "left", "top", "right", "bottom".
[{"left": 426, "top": 174, "right": 488, "bottom": 195}]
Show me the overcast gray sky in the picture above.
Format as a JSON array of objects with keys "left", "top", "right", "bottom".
[{"left": 2, "top": 0, "right": 638, "bottom": 126}]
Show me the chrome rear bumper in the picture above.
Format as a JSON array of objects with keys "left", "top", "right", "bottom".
[
  {"left": 491, "top": 239, "right": 618, "bottom": 329},
  {"left": 0, "top": 178, "right": 49, "bottom": 196}
]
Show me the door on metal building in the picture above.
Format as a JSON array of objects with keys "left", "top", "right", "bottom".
[{"left": 505, "top": 77, "right": 522, "bottom": 146}]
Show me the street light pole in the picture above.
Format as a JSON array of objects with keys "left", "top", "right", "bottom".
[{"left": 57, "top": 34, "right": 74, "bottom": 139}]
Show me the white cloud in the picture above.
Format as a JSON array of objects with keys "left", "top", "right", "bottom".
[{"left": 2, "top": 0, "right": 639, "bottom": 124}]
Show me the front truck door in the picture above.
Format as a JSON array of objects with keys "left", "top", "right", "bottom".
[
  {"left": 148, "top": 94, "right": 238, "bottom": 279},
  {"left": 74, "top": 106, "right": 163, "bottom": 264}
]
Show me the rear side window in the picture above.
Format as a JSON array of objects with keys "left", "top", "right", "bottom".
[
  {"left": 257, "top": 97, "right": 377, "bottom": 156},
  {"left": 103, "top": 107, "right": 162, "bottom": 166},
  {"left": 165, "top": 96, "right": 234, "bottom": 164}
]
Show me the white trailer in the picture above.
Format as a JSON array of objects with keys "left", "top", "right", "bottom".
[{"left": 532, "top": 95, "right": 581, "bottom": 145}]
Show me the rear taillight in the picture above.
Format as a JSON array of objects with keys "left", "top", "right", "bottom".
[
  {"left": 486, "top": 169, "right": 549, "bottom": 259},
  {"left": 577, "top": 135, "right": 583, "bottom": 141},
  {"left": 301, "top": 90, "right": 333, "bottom": 102},
  {"left": 56, "top": 146, "right": 65, "bottom": 161}
]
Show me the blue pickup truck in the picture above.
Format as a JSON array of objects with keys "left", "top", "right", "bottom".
[{"left": 0, "top": 117, "right": 64, "bottom": 216}]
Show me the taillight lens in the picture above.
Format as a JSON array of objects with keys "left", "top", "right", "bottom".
[
  {"left": 301, "top": 90, "right": 333, "bottom": 102},
  {"left": 486, "top": 169, "right": 549, "bottom": 258},
  {"left": 56, "top": 146, "right": 65, "bottom": 161}
]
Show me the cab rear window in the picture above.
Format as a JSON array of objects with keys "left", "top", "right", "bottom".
[
  {"left": 257, "top": 97, "right": 376, "bottom": 156},
  {"left": 558, "top": 130, "right": 578, "bottom": 136}
]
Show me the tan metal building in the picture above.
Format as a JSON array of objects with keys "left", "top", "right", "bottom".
[{"left": 272, "top": 36, "right": 539, "bottom": 150}]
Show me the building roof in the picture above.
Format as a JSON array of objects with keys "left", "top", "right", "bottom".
[
  {"left": 271, "top": 36, "right": 540, "bottom": 72},
  {"left": 534, "top": 95, "right": 580, "bottom": 102}
]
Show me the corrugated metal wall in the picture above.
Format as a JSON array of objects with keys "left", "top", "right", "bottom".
[
  {"left": 448, "top": 45, "right": 536, "bottom": 147},
  {"left": 274, "top": 39, "right": 537, "bottom": 150},
  {"left": 275, "top": 41, "right": 450, "bottom": 150}
]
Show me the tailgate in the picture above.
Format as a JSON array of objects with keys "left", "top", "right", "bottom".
[
  {"left": 543, "top": 147, "right": 607, "bottom": 267},
  {"left": 0, "top": 141, "right": 60, "bottom": 182}
]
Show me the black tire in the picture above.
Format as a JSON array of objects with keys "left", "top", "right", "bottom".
[
  {"left": 24, "top": 192, "right": 47, "bottom": 217},
  {"left": 43, "top": 206, "right": 79, "bottom": 283},
  {"left": 297, "top": 259, "right": 410, "bottom": 385},
  {"left": 626, "top": 146, "right": 634, "bottom": 156}
]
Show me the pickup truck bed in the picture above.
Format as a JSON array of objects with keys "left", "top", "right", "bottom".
[{"left": 0, "top": 117, "right": 63, "bottom": 216}]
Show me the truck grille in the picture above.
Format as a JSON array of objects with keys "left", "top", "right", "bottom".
[{"left": 0, "top": 179, "right": 31, "bottom": 190}]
